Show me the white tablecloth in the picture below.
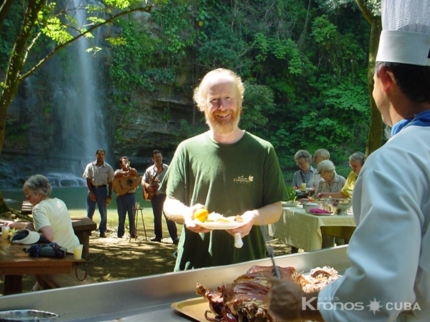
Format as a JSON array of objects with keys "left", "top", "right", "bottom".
[{"left": 269, "top": 206, "right": 356, "bottom": 251}]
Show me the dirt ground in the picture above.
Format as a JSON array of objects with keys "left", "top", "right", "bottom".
[{"left": 82, "top": 225, "right": 292, "bottom": 283}]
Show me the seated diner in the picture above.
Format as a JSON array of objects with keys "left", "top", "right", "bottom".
[
  {"left": 2, "top": 174, "right": 80, "bottom": 290},
  {"left": 291, "top": 150, "right": 316, "bottom": 189},
  {"left": 314, "top": 160, "right": 346, "bottom": 197},
  {"left": 317, "top": 152, "right": 366, "bottom": 199}
]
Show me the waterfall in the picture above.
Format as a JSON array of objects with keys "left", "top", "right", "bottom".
[
  {"left": 53, "top": 0, "right": 107, "bottom": 175},
  {"left": 1, "top": 0, "right": 109, "bottom": 189}
]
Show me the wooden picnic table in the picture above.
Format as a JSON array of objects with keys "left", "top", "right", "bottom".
[
  {"left": 0, "top": 239, "right": 83, "bottom": 295},
  {"left": 71, "top": 217, "right": 96, "bottom": 260}
]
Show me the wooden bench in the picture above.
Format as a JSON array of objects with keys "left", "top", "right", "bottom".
[{"left": 21, "top": 202, "right": 96, "bottom": 260}]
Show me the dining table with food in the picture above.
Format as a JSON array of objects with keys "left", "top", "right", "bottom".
[{"left": 269, "top": 199, "right": 356, "bottom": 251}]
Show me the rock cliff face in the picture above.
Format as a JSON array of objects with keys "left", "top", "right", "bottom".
[
  {"left": 0, "top": 60, "right": 202, "bottom": 189},
  {"left": 0, "top": 9, "right": 207, "bottom": 189}
]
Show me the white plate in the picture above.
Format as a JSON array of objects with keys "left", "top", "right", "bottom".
[
  {"left": 282, "top": 201, "right": 299, "bottom": 207},
  {"left": 194, "top": 221, "right": 242, "bottom": 230}
]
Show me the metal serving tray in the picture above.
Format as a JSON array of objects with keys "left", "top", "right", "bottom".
[{"left": 0, "top": 246, "right": 349, "bottom": 321}]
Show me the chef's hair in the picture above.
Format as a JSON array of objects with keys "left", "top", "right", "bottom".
[
  {"left": 375, "top": 62, "right": 430, "bottom": 104},
  {"left": 23, "top": 174, "right": 52, "bottom": 197}
]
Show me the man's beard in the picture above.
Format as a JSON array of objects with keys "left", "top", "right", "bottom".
[{"left": 205, "top": 109, "right": 241, "bottom": 135}]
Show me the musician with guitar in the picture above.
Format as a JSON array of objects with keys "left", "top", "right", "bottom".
[
  {"left": 141, "top": 150, "right": 178, "bottom": 244},
  {"left": 113, "top": 156, "right": 140, "bottom": 238}
]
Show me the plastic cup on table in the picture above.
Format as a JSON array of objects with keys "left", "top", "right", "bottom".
[
  {"left": 135, "top": 202, "right": 140, "bottom": 209},
  {"left": 73, "top": 244, "right": 84, "bottom": 260},
  {"left": 1, "top": 225, "right": 10, "bottom": 240}
]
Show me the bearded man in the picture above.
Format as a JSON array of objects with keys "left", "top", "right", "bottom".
[{"left": 161, "top": 68, "right": 285, "bottom": 271}]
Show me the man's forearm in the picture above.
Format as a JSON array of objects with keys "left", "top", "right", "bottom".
[
  {"left": 252, "top": 202, "right": 282, "bottom": 225},
  {"left": 163, "top": 197, "right": 191, "bottom": 224}
]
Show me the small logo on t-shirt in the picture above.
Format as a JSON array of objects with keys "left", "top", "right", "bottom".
[{"left": 234, "top": 175, "right": 254, "bottom": 184}]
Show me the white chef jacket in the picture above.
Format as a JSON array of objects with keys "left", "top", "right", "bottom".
[{"left": 319, "top": 125, "right": 430, "bottom": 321}]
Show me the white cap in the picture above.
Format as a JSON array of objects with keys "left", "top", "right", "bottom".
[
  {"left": 11, "top": 229, "right": 41, "bottom": 244},
  {"left": 376, "top": 0, "right": 430, "bottom": 66}
]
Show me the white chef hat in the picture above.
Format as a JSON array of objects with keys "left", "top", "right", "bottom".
[{"left": 376, "top": 0, "right": 430, "bottom": 66}]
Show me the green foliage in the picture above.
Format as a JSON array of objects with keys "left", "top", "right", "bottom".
[
  {"left": 253, "top": 34, "right": 302, "bottom": 75},
  {"left": 0, "top": 1, "right": 24, "bottom": 69},
  {"left": 109, "top": 18, "right": 165, "bottom": 94},
  {"left": 240, "top": 82, "right": 275, "bottom": 136},
  {"left": 36, "top": 3, "right": 71, "bottom": 44},
  {"left": 2, "top": 0, "right": 374, "bottom": 184},
  {"left": 152, "top": 0, "right": 197, "bottom": 54},
  {"left": 285, "top": 186, "right": 297, "bottom": 201}
]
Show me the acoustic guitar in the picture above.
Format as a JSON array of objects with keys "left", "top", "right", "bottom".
[
  {"left": 143, "top": 171, "right": 160, "bottom": 200},
  {"left": 112, "top": 175, "right": 142, "bottom": 196}
]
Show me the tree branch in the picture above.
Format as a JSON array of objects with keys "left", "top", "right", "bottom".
[
  {"left": 354, "top": 0, "right": 373, "bottom": 25},
  {"left": 20, "top": 5, "right": 153, "bottom": 81}
]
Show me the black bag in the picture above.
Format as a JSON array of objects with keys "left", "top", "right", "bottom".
[{"left": 25, "top": 242, "right": 67, "bottom": 258}]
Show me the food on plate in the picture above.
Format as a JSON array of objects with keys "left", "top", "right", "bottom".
[
  {"left": 207, "top": 213, "right": 243, "bottom": 223},
  {"left": 194, "top": 211, "right": 243, "bottom": 224},
  {"left": 194, "top": 209, "right": 210, "bottom": 222},
  {"left": 196, "top": 265, "right": 340, "bottom": 322}
]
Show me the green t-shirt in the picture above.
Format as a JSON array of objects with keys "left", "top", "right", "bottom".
[{"left": 162, "top": 131, "right": 286, "bottom": 271}]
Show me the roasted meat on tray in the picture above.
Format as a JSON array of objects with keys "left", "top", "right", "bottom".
[{"left": 196, "top": 265, "right": 340, "bottom": 322}]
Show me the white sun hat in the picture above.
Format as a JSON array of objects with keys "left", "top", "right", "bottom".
[
  {"left": 11, "top": 229, "right": 43, "bottom": 244},
  {"left": 376, "top": 0, "right": 430, "bottom": 66}
]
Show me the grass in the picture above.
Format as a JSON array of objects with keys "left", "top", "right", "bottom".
[{"left": 69, "top": 200, "right": 182, "bottom": 240}]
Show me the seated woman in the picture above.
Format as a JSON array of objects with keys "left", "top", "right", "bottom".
[
  {"left": 3, "top": 174, "right": 80, "bottom": 290},
  {"left": 314, "top": 160, "right": 346, "bottom": 197},
  {"left": 317, "top": 152, "right": 366, "bottom": 199},
  {"left": 291, "top": 150, "right": 316, "bottom": 188}
]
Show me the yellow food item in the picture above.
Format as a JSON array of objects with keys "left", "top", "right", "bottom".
[{"left": 194, "top": 209, "right": 209, "bottom": 222}]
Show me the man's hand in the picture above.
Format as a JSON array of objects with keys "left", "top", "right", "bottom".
[
  {"left": 269, "top": 277, "right": 323, "bottom": 321},
  {"left": 228, "top": 210, "right": 257, "bottom": 237},
  {"left": 106, "top": 196, "right": 112, "bottom": 205},
  {"left": 89, "top": 191, "right": 97, "bottom": 202},
  {"left": 184, "top": 204, "right": 211, "bottom": 233}
]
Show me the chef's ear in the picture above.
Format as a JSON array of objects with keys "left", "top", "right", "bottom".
[{"left": 377, "top": 65, "right": 395, "bottom": 92}]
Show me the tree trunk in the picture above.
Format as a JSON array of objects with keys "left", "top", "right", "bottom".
[
  {"left": 365, "top": 17, "right": 383, "bottom": 156},
  {"left": 0, "top": 0, "right": 47, "bottom": 155}
]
